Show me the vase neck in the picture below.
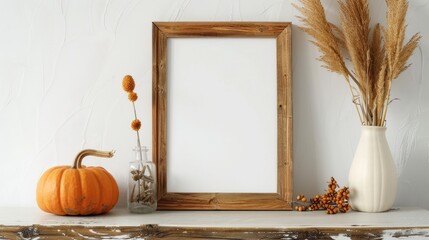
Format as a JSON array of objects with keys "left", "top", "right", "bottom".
[
  {"left": 361, "top": 126, "right": 387, "bottom": 132},
  {"left": 359, "top": 126, "right": 388, "bottom": 140},
  {"left": 133, "top": 146, "right": 149, "bottom": 162}
]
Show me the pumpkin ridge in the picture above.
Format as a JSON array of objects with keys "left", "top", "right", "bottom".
[
  {"left": 40, "top": 168, "right": 56, "bottom": 213},
  {"left": 36, "top": 167, "right": 56, "bottom": 213},
  {"left": 60, "top": 169, "right": 83, "bottom": 215},
  {"left": 96, "top": 168, "right": 115, "bottom": 213},
  {"left": 57, "top": 168, "right": 67, "bottom": 215},
  {"left": 73, "top": 169, "right": 83, "bottom": 215},
  {"left": 87, "top": 168, "right": 105, "bottom": 214},
  {"left": 46, "top": 167, "right": 67, "bottom": 215},
  {"left": 102, "top": 168, "right": 119, "bottom": 211},
  {"left": 78, "top": 168, "right": 100, "bottom": 215}
]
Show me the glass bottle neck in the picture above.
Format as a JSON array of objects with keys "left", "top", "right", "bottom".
[{"left": 134, "top": 146, "right": 150, "bottom": 162}]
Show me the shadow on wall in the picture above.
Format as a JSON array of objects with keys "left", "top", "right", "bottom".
[
  {"left": 393, "top": 47, "right": 429, "bottom": 209},
  {"left": 292, "top": 23, "right": 323, "bottom": 197}
]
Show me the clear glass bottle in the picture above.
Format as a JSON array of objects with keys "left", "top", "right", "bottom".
[{"left": 128, "top": 146, "right": 157, "bottom": 213}]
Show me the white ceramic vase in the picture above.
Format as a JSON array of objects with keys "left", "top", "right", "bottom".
[{"left": 348, "top": 126, "right": 397, "bottom": 212}]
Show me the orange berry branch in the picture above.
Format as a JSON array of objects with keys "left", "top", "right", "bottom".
[{"left": 294, "top": 177, "right": 350, "bottom": 214}]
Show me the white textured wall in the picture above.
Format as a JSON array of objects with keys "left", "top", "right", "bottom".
[{"left": 0, "top": 0, "right": 428, "bottom": 209}]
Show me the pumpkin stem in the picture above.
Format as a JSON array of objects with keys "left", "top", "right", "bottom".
[{"left": 73, "top": 149, "right": 115, "bottom": 169}]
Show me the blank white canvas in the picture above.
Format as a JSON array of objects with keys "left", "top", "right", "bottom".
[{"left": 167, "top": 38, "right": 277, "bottom": 193}]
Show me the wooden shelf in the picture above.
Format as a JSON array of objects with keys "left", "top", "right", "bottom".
[{"left": 1, "top": 207, "right": 429, "bottom": 239}]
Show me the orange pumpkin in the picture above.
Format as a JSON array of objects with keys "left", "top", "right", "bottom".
[{"left": 36, "top": 149, "right": 119, "bottom": 215}]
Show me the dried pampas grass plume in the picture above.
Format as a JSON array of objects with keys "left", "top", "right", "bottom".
[
  {"left": 294, "top": 0, "right": 421, "bottom": 126},
  {"left": 339, "top": 0, "right": 371, "bottom": 89},
  {"left": 293, "top": 0, "right": 349, "bottom": 80}
]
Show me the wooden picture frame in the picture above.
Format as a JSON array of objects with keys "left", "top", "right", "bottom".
[{"left": 152, "top": 22, "right": 292, "bottom": 210}]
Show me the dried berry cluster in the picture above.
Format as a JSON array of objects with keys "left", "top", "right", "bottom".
[{"left": 294, "top": 177, "right": 350, "bottom": 214}]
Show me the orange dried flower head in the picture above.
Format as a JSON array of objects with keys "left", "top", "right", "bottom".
[
  {"left": 131, "top": 119, "right": 141, "bottom": 131},
  {"left": 122, "top": 75, "right": 135, "bottom": 92},
  {"left": 128, "top": 92, "right": 138, "bottom": 102}
]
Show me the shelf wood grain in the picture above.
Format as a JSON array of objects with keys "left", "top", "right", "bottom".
[
  {"left": 1, "top": 207, "right": 429, "bottom": 239},
  {"left": 1, "top": 225, "right": 429, "bottom": 239}
]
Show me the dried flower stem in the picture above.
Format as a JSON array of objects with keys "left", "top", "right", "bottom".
[
  {"left": 345, "top": 78, "right": 364, "bottom": 124},
  {"left": 345, "top": 69, "right": 363, "bottom": 93},
  {"left": 131, "top": 101, "right": 144, "bottom": 203},
  {"left": 132, "top": 102, "right": 143, "bottom": 158}
]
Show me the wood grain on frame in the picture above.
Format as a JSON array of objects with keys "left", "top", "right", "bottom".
[{"left": 152, "top": 22, "right": 292, "bottom": 210}]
